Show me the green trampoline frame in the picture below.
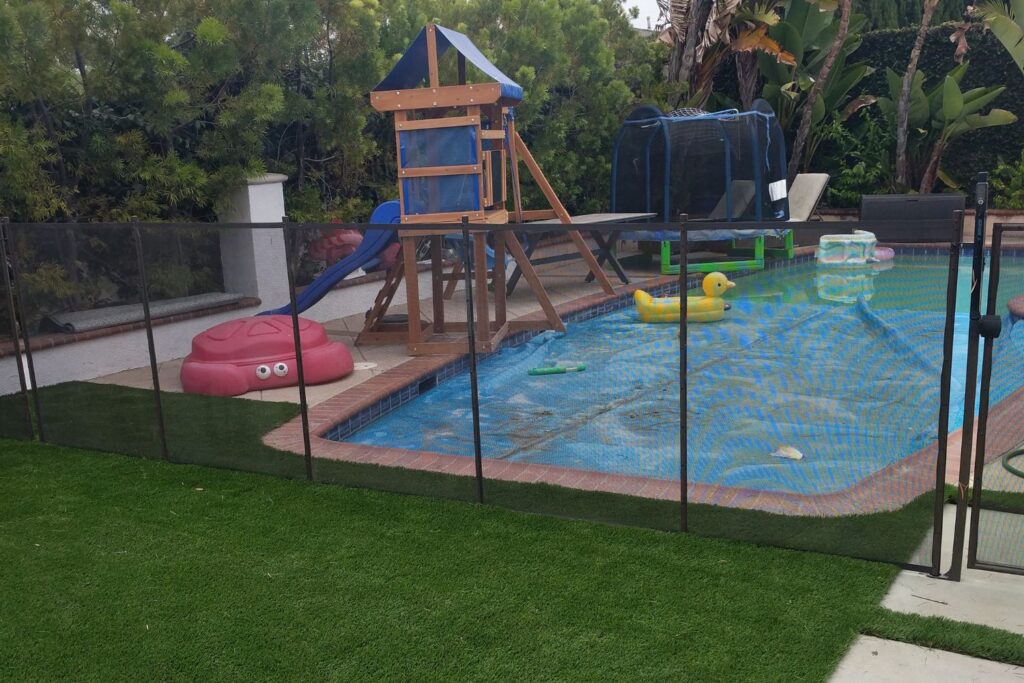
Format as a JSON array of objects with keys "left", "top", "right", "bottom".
[{"left": 659, "top": 230, "right": 795, "bottom": 275}]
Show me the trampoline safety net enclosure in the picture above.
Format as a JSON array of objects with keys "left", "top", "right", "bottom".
[{"left": 611, "top": 101, "right": 789, "bottom": 222}]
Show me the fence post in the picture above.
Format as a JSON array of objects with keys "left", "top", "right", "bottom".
[
  {"left": 967, "top": 219, "right": 1008, "bottom": 569},
  {"left": 0, "top": 218, "right": 33, "bottom": 437},
  {"left": 282, "top": 219, "right": 314, "bottom": 482},
  {"left": 678, "top": 214, "right": 688, "bottom": 533},
  {"left": 930, "top": 210, "right": 964, "bottom": 576},
  {"left": 132, "top": 221, "right": 170, "bottom": 461},
  {"left": 461, "top": 217, "right": 485, "bottom": 504},
  {"left": 948, "top": 174, "right": 989, "bottom": 581}
]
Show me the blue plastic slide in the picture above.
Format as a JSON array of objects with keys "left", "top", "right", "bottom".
[{"left": 261, "top": 202, "right": 400, "bottom": 316}]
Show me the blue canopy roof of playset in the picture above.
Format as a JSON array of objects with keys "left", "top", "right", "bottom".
[{"left": 374, "top": 24, "right": 523, "bottom": 102}]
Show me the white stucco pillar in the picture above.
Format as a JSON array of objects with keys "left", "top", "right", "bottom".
[{"left": 217, "top": 174, "right": 290, "bottom": 307}]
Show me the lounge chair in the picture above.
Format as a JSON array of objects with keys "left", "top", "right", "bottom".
[{"left": 618, "top": 173, "right": 830, "bottom": 275}]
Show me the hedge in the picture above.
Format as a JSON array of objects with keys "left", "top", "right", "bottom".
[
  {"left": 850, "top": 24, "right": 1024, "bottom": 189},
  {"left": 852, "top": 0, "right": 965, "bottom": 31}
]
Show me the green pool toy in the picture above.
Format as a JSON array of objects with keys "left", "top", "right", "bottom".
[{"left": 528, "top": 362, "right": 587, "bottom": 376}]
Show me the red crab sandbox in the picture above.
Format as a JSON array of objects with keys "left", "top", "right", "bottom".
[{"left": 180, "top": 315, "right": 353, "bottom": 397}]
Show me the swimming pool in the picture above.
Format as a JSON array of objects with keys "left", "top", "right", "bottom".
[{"left": 337, "top": 253, "right": 1024, "bottom": 497}]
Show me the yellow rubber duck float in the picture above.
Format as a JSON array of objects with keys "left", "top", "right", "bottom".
[{"left": 634, "top": 272, "right": 736, "bottom": 323}]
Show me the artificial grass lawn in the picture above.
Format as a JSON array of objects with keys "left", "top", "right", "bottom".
[
  {"left": 977, "top": 488, "right": 1024, "bottom": 515},
  {"left": 0, "top": 438, "right": 901, "bottom": 682},
  {"left": 1, "top": 381, "right": 940, "bottom": 566},
  {"left": 866, "top": 608, "right": 1024, "bottom": 667}
]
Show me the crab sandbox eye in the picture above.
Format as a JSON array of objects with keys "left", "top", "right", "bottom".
[
  {"left": 255, "top": 365, "right": 271, "bottom": 380},
  {"left": 273, "top": 362, "right": 289, "bottom": 377}
]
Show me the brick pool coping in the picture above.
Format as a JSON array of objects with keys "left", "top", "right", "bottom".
[{"left": 262, "top": 256, "right": 986, "bottom": 518}]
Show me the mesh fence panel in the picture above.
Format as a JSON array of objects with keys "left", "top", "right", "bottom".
[
  {"left": 685, "top": 231, "right": 957, "bottom": 567},
  {"left": 12, "top": 225, "right": 162, "bottom": 458},
  {"left": 972, "top": 232, "right": 1024, "bottom": 570},
  {"left": 375, "top": 227, "right": 684, "bottom": 530},
  {"left": 0, "top": 226, "right": 33, "bottom": 440},
  {"left": 3, "top": 217, "right": 963, "bottom": 567},
  {"left": 140, "top": 225, "right": 306, "bottom": 478},
  {"left": 612, "top": 110, "right": 787, "bottom": 222},
  {"left": 286, "top": 225, "right": 480, "bottom": 502},
  {"left": 479, "top": 292, "right": 683, "bottom": 531}
]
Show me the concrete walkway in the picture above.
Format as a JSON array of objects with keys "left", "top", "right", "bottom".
[
  {"left": 831, "top": 504, "right": 1024, "bottom": 681},
  {"left": 882, "top": 505, "right": 1024, "bottom": 635},
  {"left": 832, "top": 636, "right": 1024, "bottom": 682}
]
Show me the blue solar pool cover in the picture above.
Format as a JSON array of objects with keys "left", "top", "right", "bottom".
[{"left": 341, "top": 295, "right": 1024, "bottom": 495}]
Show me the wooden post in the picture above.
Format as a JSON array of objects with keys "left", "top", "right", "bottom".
[
  {"left": 426, "top": 24, "right": 440, "bottom": 89},
  {"left": 444, "top": 258, "right": 462, "bottom": 300},
  {"left": 507, "top": 117, "right": 525, "bottom": 223},
  {"left": 513, "top": 131, "right": 616, "bottom": 295},
  {"left": 394, "top": 111, "right": 408, "bottom": 222},
  {"left": 403, "top": 234, "right": 423, "bottom": 346},
  {"left": 494, "top": 231, "right": 507, "bottom": 326},
  {"left": 430, "top": 235, "right": 445, "bottom": 333},
  {"left": 473, "top": 231, "right": 489, "bottom": 341},
  {"left": 504, "top": 236, "right": 565, "bottom": 332}
]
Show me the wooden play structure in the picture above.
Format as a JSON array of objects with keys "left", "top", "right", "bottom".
[{"left": 357, "top": 23, "right": 622, "bottom": 355}]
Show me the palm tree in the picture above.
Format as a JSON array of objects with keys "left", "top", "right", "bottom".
[{"left": 656, "top": 0, "right": 796, "bottom": 108}]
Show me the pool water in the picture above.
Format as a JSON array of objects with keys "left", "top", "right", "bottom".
[{"left": 341, "top": 255, "right": 1024, "bottom": 496}]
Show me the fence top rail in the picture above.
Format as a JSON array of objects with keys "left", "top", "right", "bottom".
[{"left": 2, "top": 216, "right": 962, "bottom": 240}]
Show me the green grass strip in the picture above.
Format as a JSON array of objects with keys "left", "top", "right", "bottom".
[
  {"left": 946, "top": 484, "right": 1024, "bottom": 516},
  {"left": 1, "top": 380, "right": 940, "bottom": 566},
  {"left": 865, "top": 608, "right": 1024, "bottom": 666},
  {"left": 975, "top": 488, "right": 1024, "bottom": 515}
]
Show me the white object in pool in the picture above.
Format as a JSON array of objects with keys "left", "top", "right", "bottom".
[
  {"left": 816, "top": 269, "right": 876, "bottom": 304},
  {"left": 770, "top": 445, "right": 804, "bottom": 461},
  {"left": 817, "top": 230, "right": 879, "bottom": 266}
]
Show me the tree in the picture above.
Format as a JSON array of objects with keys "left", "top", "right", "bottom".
[
  {"left": 877, "top": 63, "right": 1017, "bottom": 192},
  {"left": 0, "top": 0, "right": 660, "bottom": 224},
  {"left": 788, "top": 0, "right": 854, "bottom": 180},
  {"left": 852, "top": 0, "right": 964, "bottom": 29},
  {"left": 656, "top": 0, "right": 796, "bottom": 108},
  {"left": 895, "top": 0, "right": 940, "bottom": 189},
  {"left": 757, "top": 0, "right": 874, "bottom": 173}
]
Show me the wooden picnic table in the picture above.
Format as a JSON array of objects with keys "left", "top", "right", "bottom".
[{"left": 506, "top": 212, "right": 655, "bottom": 294}]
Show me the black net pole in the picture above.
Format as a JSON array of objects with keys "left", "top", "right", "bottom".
[
  {"left": 949, "top": 174, "right": 989, "bottom": 581},
  {"left": 967, "top": 223, "right": 1006, "bottom": 567},
  {"left": 8, "top": 224, "right": 44, "bottom": 442},
  {"left": 282, "top": 221, "right": 314, "bottom": 482},
  {"left": 930, "top": 210, "right": 964, "bottom": 576},
  {"left": 132, "top": 222, "right": 170, "bottom": 460},
  {"left": 461, "top": 217, "right": 485, "bottom": 504},
  {"left": 0, "top": 218, "right": 33, "bottom": 436},
  {"left": 678, "top": 215, "right": 688, "bottom": 533}
]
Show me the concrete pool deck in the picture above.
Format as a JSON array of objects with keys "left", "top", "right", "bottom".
[{"left": 94, "top": 240, "right": 663, "bottom": 406}]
